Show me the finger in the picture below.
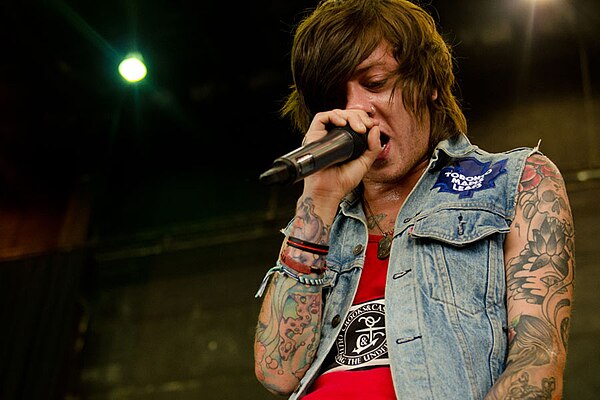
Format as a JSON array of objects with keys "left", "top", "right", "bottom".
[
  {"left": 365, "top": 125, "right": 383, "bottom": 155},
  {"left": 338, "top": 125, "right": 381, "bottom": 178},
  {"left": 304, "top": 111, "right": 335, "bottom": 143},
  {"left": 305, "top": 109, "right": 375, "bottom": 145},
  {"left": 342, "top": 108, "right": 377, "bottom": 138}
]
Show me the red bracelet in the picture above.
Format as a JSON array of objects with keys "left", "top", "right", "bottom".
[{"left": 280, "top": 251, "right": 326, "bottom": 275}]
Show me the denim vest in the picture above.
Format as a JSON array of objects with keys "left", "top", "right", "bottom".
[{"left": 289, "top": 134, "right": 538, "bottom": 399}]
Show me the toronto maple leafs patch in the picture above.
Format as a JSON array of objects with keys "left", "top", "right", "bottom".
[{"left": 432, "top": 157, "right": 508, "bottom": 198}]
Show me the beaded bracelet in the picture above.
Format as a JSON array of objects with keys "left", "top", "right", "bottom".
[
  {"left": 286, "top": 236, "right": 329, "bottom": 255},
  {"left": 280, "top": 264, "right": 326, "bottom": 285},
  {"left": 255, "top": 262, "right": 327, "bottom": 298}
]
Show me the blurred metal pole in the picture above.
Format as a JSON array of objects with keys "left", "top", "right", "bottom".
[
  {"left": 577, "top": 36, "right": 598, "bottom": 167},
  {"left": 567, "top": 0, "right": 599, "bottom": 167}
]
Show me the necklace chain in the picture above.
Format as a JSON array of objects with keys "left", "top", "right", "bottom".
[
  {"left": 363, "top": 198, "right": 394, "bottom": 260},
  {"left": 363, "top": 198, "right": 393, "bottom": 236}
]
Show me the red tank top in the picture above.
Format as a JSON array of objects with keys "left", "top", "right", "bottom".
[{"left": 302, "top": 235, "right": 396, "bottom": 399}]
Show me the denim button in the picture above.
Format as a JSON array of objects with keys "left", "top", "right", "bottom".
[
  {"left": 332, "top": 314, "right": 341, "bottom": 328},
  {"left": 353, "top": 244, "right": 364, "bottom": 255}
]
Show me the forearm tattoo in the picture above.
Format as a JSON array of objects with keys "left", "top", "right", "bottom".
[
  {"left": 283, "top": 196, "right": 332, "bottom": 270},
  {"left": 291, "top": 196, "right": 332, "bottom": 243},
  {"left": 488, "top": 155, "right": 575, "bottom": 399},
  {"left": 255, "top": 273, "right": 322, "bottom": 391},
  {"left": 255, "top": 197, "right": 330, "bottom": 391}
]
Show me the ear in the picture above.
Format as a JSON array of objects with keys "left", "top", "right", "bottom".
[{"left": 432, "top": 89, "right": 438, "bottom": 101}]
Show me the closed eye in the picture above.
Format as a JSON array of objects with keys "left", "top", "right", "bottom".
[{"left": 363, "top": 80, "right": 386, "bottom": 91}]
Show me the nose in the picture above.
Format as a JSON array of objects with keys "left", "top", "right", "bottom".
[{"left": 345, "top": 81, "right": 373, "bottom": 116}]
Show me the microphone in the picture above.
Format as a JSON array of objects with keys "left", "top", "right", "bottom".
[{"left": 259, "top": 125, "right": 368, "bottom": 185}]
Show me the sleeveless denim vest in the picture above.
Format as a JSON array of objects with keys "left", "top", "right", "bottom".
[{"left": 288, "top": 134, "right": 538, "bottom": 399}]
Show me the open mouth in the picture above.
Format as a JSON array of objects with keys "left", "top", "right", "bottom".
[{"left": 380, "top": 133, "right": 390, "bottom": 148}]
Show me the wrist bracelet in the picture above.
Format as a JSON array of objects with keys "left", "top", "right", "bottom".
[
  {"left": 279, "top": 250, "right": 327, "bottom": 275},
  {"left": 255, "top": 262, "right": 326, "bottom": 298},
  {"left": 280, "top": 264, "right": 326, "bottom": 286},
  {"left": 279, "top": 254, "right": 313, "bottom": 274},
  {"left": 286, "top": 236, "right": 329, "bottom": 255}
]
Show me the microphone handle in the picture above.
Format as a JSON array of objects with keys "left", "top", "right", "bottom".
[{"left": 259, "top": 125, "right": 367, "bottom": 185}]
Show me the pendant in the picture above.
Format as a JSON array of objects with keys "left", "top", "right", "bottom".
[{"left": 377, "top": 234, "right": 392, "bottom": 259}]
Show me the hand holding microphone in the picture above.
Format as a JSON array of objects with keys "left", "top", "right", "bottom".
[
  {"left": 259, "top": 125, "right": 367, "bottom": 185},
  {"left": 259, "top": 112, "right": 381, "bottom": 186}
]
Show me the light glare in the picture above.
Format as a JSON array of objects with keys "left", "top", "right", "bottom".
[{"left": 118, "top": 56, "right": 147, "bottom": 83}]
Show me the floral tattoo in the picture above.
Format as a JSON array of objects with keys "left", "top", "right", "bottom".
[{"left": 487, "top": 154, "right": 574, "bottom": 399}]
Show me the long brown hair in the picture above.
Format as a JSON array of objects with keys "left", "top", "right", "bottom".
[{"left": 281, "top": 0, "right": 467, "bottom": 150}]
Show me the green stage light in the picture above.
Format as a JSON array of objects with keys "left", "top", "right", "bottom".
[{"left": 118, "top": 54, "right": 147, "bottom": 83}]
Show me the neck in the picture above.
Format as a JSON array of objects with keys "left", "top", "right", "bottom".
[
  {"left": 363, "top": 158, "right": 428, "bottom": 208},
  {"left": 361, "top": 158, "right": 429, "bottom": 234}
]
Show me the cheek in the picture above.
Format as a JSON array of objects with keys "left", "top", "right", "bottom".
[
  {"left": 386, "top": 99, "right": 430, "bottom": 150},
  {"left": 403, "top": 118, "right": 430, "bottom": 150}
]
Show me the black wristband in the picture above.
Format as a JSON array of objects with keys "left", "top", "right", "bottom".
[{"left": 286, "top": 236, "right": 329, "bottom": 255}]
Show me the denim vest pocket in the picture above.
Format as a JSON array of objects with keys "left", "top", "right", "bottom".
[
  {"left": 410, "top": 207, "right": 510, "bottom": 246},
  {"left": 409, "top": 207, "right": 509, "bottom": 315}
]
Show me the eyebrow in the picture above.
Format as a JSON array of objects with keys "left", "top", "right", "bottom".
[
  {"left": 354, "top": 50, "right": 394, "bottom": 74},
  {"left": 353, "top": 60, "right": 389, "bottom": 76},
  {"left": 359, "top": 55, "right": 388, "bottom": 69}
]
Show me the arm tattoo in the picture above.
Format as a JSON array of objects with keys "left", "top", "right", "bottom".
[
  {"left": 507, "top": 315, "right": 553, "bottom": 370},
  {"left": 282, "top": 196, "right": 331, "bottom": 270},
  {"left": 290, "top": 196, "right": 331, "bottom": 244},
  {"left": 501, "top": 372, "right": 556, "bottom": 400},
  {"left": 488, "top": 155, "right": 575, "bottom": 399},
  {"left": 255, "top": 196, "right": 329, "bottom": 392},
  {"left": 508, "top": 155, "right": 574, "bottom": 344},
  {"left": 255, "top": 273, "right": 322, "bottom": 391}
]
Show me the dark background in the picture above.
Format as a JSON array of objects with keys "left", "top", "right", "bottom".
[{"left": 0, "top": 0, "right": 599, "bottom": 399}]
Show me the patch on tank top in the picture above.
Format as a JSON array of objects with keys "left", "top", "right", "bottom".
[
  {"left": 322, "top": 299, "right": 389, "bottom": 374},
  {"left": 432, "top": 156, "right": 508, "bottom": 198}
]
